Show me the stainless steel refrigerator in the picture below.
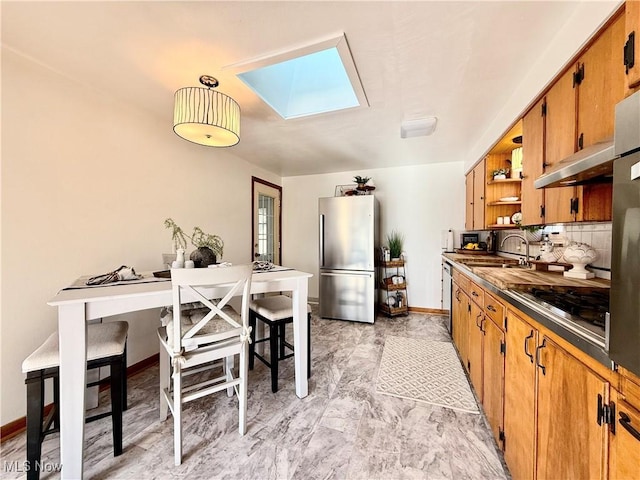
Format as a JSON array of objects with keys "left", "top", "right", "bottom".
[
  {"left": 610, "top": 91, "right": 640, "bottom": 378},
  {"left": 319, "top": 195, "right": 379, "bottom": 323}
]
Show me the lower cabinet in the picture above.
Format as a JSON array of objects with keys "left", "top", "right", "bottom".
[
  {"left": 452, "top": 281, "right": 470, "bottom": 372},
  {"left": 535, "top": 335, "right": 608, "bottom": 480},
  {"left": 482, "top": 316, "right": 505, "bottom": 449},
  {"left": 504, "top": 310, "right": 612, "bottom": 480},
  {"left": 609, "top": 393, "right": 640, "bottom": 479},
  {"left": 503, "top": 311, "right": 537, "bottom": 480},
  {"left": 450, "top": 268, "right": 633, "bottom": 480},
  {"left": 468, "top": 300, "right": 484, "bottom": 397}
]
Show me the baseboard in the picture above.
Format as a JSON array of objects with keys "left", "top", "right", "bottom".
[
  {"left": 408, "top": 306, "right": 448, "bottom": 315},
  {"left": 0, "top": 353, "right": 159, "bottom": 443}
]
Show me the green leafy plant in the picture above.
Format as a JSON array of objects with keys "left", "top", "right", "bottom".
[
  {"left": 518, "top": 224, "right": 542, "bottom": 233},
  {"left": 353, "top": 175, "right": 371, "bottom": 185},
  {"left": 164, "top": 218, "right": 224, "bottom": 258},
  {"left": 386, "top": 230, "right": 404, "bottom": 259}
]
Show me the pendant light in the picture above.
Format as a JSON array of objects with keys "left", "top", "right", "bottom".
[{"left": 173, "top": 75, "right": 240, "bottom": 147}]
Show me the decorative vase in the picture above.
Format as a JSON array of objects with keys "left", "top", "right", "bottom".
[
  {"left": 190, "top": 247, "right": 217, "bottom": 268},
  {"left": 175, "top": 248, "right": 185, "bottom": 268},
  {"left": 523, "top": 230, "right": 543, "bottom": 242},
  {"left": 562, "top": 242, "right": 597, "bottom": 279}
]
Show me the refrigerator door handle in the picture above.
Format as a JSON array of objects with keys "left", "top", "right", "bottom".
[
  {"left": 321, "top": 271, "right": 373, "bottom": 277},
  {"left": 319, "top": 214, "right": 325, "bottom": 267}
]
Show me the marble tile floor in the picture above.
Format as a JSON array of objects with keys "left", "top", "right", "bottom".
[{"left": 1, "top": 311, "right": 510, "bottom": 480}]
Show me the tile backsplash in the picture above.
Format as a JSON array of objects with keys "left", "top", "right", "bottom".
[{"left": 491, "top": 222, "right": 612, "bottom": 279}]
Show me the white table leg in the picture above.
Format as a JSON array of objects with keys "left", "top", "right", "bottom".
[
  {"left": 292, "top": 278, "right": 309, "bottom": 398},
  {"left": 58, "top": 303, "right": 87, "bottom": 479}
]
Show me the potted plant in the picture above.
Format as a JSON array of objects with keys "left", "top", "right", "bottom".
[
  {"left": 510, "top": 213, "right": 542, "bottom": 242},
  {"left": 164, "top": 218, "right": 224, "bottom": 267},
  {"left": 386, "top": 230, "right": 404, "bottom": 260},
  {"left": 492, "top": 168, "right": 510, "bottom": 180},
  {"left": 353, "top": 175, "right": 371, "bottom": 189}
]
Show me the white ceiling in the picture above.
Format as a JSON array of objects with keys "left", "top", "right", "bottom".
[{"left": 1, "top": 1, "right": 620, "bottom": 177}]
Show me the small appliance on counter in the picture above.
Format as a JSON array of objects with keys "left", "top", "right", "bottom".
[{"left": 486, "top": 231, "right": 498, "bottom": 253}]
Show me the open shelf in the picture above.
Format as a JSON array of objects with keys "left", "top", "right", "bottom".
[
  {"left": 487, "top": 178, "right": 522, "bottom": 185},
  {"left": 487, "top": 201, "right": 522, "bottom": 206}
]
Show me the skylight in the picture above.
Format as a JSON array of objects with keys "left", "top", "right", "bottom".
[{"left": 230, "top": 34, "right": 368, "bottom": 120}]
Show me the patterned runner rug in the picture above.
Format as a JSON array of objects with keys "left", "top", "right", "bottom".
[{"left": 376, "top": 336, "right": 479, "bottom": 414}]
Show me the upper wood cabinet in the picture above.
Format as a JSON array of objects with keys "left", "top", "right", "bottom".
[
  {"left": 543, "top": 68, "right": 579, "bottom": 224},
  {"left": 578, "top": 14, "right": 626, "bottom": 148},
  {"left": 465, "top": 159, "right": 486, "bottom": 230},
  {"left": 521, "top": 98, "right": 546, "bottom": 226},
  {"left": 625, "top": 0, "right": 640, "bottom": 91}
]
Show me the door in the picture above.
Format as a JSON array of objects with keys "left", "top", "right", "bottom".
[
  {"left": 483, "top": 317, "right": 505, "bottom": 448},
  {"left": 319, "top": 269, "right": 375, "bottom": 323},
  {"left": 468, "top": 300, "right": 484, "bottom": 399},
  {"left": 544, "top": 67, "right": 578, "bottom": 224},
  {"left": 473, "top": 159, "right": 486, "bottom": 229},
  {"left": 535, "top": 336, "right": 608, "bottom": 480},
  {"left": 609, "top": 395, "right": 640, "bottom": 479},
  {"left": 465, "top": 172, "right": 474, "bottom": 230},
  {"left": 521, "top": 98, "right": 546, "bottom": 225},
  {"left": 319, "top": 196, "right": 375, "bottom": 271},
  {"left": 252, "top": 177, "right": 281, "bottom": 264},
  {"left": 503, "top": 311, "right": 538, "bottom": 480},
  {"left": 452, "top": 284, "right": 469, "bottom": 370}
]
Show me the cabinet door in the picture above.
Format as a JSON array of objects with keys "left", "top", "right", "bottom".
[
  {"left": 625, "top": 0, "right": 640, "bottom": 90},
  {"left": 473, "top": 159, "right": 486, "bottom": 229},
  {"left": 609, "top": 395, "right": 640, "bottom": 479},
  {"left": 465, "top": 172, "right": 474, "bottom": 230},
  {"left": 452, "top": 285, "right": 469, "bottom": 370},
  {"left": 578, "top": 14, "right": 625, "bottom": 149},
  {"left": 544, "top": 67, "right": 577, "bottom": 224},
  {"left": 503, "top": 311, "right": 538, "bottom": 480},
  {"left": 521, "top": 98, "right": 546, "bottom": 226},
  {"left": 483, "top": 316, "right": 505, "bottom": 448},
  {"left": 536, "top": 336, "right": 608, "bottom": 480},
  {"left": 468, "top": 300, "right": 484, "bottom": 400}
]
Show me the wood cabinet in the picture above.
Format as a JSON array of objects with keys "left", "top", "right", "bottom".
[
  {"left": 468, "top": 299, "right": 484, "bottom": 396},
  {"left": 452, "top": 281, "right": 470, "bottom": 373},
  {"left": 478, "top": 11, "right": 625, "bottom": 228},
  {"left": 608, "top": 393, "right": 640, "bottom": 479},
  {"left": 466, "top": 159, "right": 486, "bottom": 230},
  {"left": 625, "top": 0, "right": 640, "bottom": 91},
  {"left": 448, "top": 260, "right": 639, "bottom": 480},
  {"left": 482, "top": 315, "right": 505, "bottom": 448},
  {"left": 503, "top": 311, "right": 538, "bottom": 480},
  {"left": 452, "top": 270, "right": 506, "bottom": 447},
  {"left": 535, "top": 336, "right": 609, "bottom": 480},
  {"left": 521, "top": 98, "right": 546, "bottom": 226},
  {"left": 543, "top": 67, "right": 578, "bottom": 224}
]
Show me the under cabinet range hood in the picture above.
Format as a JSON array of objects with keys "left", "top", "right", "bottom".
[{"left": 534, "top": 138, "right": 618, "bottom": 189}]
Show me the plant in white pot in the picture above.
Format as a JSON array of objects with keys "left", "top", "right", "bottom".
[
  {"left": 509, "top": 212, "right": 543, "bottom": 242},
  {"left": 164, "top": 218, "right": 224, "bottom": 267},
  {"left": 386, "top": 230, "right": 404, "bottom": 260}
]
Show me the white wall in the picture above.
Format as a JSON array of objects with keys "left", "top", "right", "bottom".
[
  {"left": 0, "top": 48, "right": 280, "bottom": 424},
  {"left": 282, "top": 162, "right": 466, "bottom": 309}
]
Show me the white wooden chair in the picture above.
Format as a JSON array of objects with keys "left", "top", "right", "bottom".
[{"left": 157, "top": 264, "right": 253, "bottom": 466}]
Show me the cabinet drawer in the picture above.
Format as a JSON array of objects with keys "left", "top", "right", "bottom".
[
  {"left": 620, "top": 367, "right": 640, "bottom": 409},
  {"left": 469, "top": 281, "right": 484, "bottom": 308},
  {"left": 453, "top": 269, "right": 470, "bottom": 292},
  {"left": 484, "top": 291, "right": 505, "bottom": 329}
]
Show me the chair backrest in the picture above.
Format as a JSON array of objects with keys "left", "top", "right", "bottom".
[{"left": 170, "top": 264, "right": 253, "bottom": 354}]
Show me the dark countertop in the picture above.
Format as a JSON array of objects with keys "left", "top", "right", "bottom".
[{"left": 442, "top": 253, "right": 613, "bottom": 369}]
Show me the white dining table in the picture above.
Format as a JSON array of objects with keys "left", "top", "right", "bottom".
[{"left": 48, "top": 267, "right": 312, "bottom": 479}]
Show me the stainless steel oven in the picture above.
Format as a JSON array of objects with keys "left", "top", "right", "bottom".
[{"left": 609, "top": 92, "right": 640, "bottom": 377}]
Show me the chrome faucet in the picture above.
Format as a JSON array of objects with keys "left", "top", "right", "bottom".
[{"left": 500, "top": 233, "right": 531, "bottom": 267}]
